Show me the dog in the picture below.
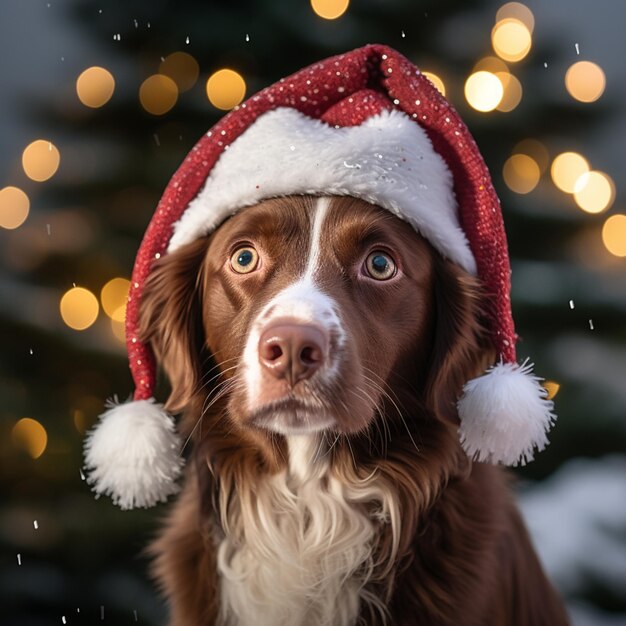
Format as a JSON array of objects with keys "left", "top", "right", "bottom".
[{"left": 138, "top": 194, "right": 569, "bottom": 626}]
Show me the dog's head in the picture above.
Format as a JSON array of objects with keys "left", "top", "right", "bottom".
[
  {"left": 84, "top": 46, "right": 555, "bottom": 510},
  {"left": 139, "top": 194, "right": 488, "bottom": 459}
]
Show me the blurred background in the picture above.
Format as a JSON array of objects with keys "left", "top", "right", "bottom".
[{"left": 1, "top": 0, "right": 625, "bottom": 624}]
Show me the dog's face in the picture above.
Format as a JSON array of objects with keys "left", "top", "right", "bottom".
[
  {"left": 140, "top": 194, "right": 486, "bottom": 448},
  {"left": 201, "top": 195, "right": 435, "bottom": 436}
]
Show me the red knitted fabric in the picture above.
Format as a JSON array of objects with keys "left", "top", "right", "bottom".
[{"left": 126, "top": 44, "right": 515, "bottom": 402}]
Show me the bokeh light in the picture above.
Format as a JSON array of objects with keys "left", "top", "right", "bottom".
[
  {"left": 60, "top": 287, "right": 99, "bottom": 330},
  {"left": 543, "top": 381, "right": 560, "bottom": 400},
  {"left": 565, "top": 61, "right": 606, "bottom": 103},
  {"left": 422, "top": 72, "right": 446, "bottom": 97},
  {"left": 503, "top": 154, "right": 540, "bottom": 194},
  {"left": 551, "top": 152, "right": 589, "bottom": 193},
  {"left": 495, "top": 72, "right": 523, "bottom": 112},
  {"left": 111, "top": 312, "right": 126, "bottom": 343},
  {"left": 159, "top": 52, "right": 199, "bottom": 92},
  {"left": 492, "top": 18, "right": 532, "bottom": 62},
  {"left": 73, "top": 409, "right": 87, "bottom": 434},
  {"left": 473, "top": 56, "right": 509, "bottom": 75},
  {"left": 0, "top": 186, "right": 30, "bottom": 229},
  {"left": 76, "top": 66, "right": 115, "bottom": 108},
  {"left": 573, "top": 171, "right": 615, "bottom": 214},
  {"left": 100, "top": 277, "right": 129, "bottom": 321},
  {"left": 496, "top": 2, "right": 535, "bottom": 33},
  {"left": 139, "top": 74, "right": 178, "bottom": 115},
  {"left": 514, "top": 139, "right": 549, "bottom": 173},
  {"left": 12, "top": 418, "right": 48, "bottom": 459},
  {"left": 310, "top": 0, "right": 349, "bottom": 20},
  {"left": 22, "top": 140, "right": 60, "bottom": 182},
  {"left": 602, "top": 214, "right": 626, "bottom": 257},
  {"left": 206, "top": 69, "right": 247, "bottom": 110},
  {"left": 465, "top": 71, "right": 503, "bottom": 112}
]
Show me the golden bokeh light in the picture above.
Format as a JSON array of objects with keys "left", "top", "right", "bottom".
[
  {"left": 0, "top": 186, "right": 30, "bottom": 229},
  {"left": 111, "top": 311, "right": 126, "bottom": 343},
  {"left": 159, "top": 52, "right": 199, "bottom": 92},
  {"left": 310, "top": 0, "right": 350, "bottom": 20},
  {"left": 514, "top": 139, "right": 549, "bottom": 173},
  {"left": 76, "top": 66, "right": 115, "bottom": 108},
  {"left": 22, "top": 140, "right": 60, "bottom": 182},
  {"left": 602, "top": 214, "right": 626, "bottom": 257},
  {"left": 73, "top": 409, "right": 87, "bottom": 434},
  {"left": 60, "top": 286, "right": 99, "bottom": 330},
  {"left": 464, "top": 71, "right": 503, "bottom": 112},
  {"left": 565, "top": 61, "right": 606, "bottom": 103},
  {"left": 496, "top": 2, "right": 535, "bottom": 33},
  {"left": 503, "top": 154, "right": 540, "bottom": 194},
  {"left": 495, "top": 72, "right": 522, "bottom": 112},
  {"left": 543, "top": 381, "right": 560, "bottom": 400},
  {"left": 473, "top": 56, "right": 509, "bottom": 75},
  {"left": 12, "top": 418, "right": 48, "bottom": 459},
  {"left": 492, "top": 18, "right": 532, "bottom": 63},
  {"left": 550, "top": 152, "right": 589, "bottom": 193},
  {"left": 573, "top": 171, "right": 615, "bottom": 214},
  {"left": 100, "top": 277, "right": 130, "bottom": 321},
  {"left": 206, "top": 69, "right": 247, "bottom": 110},
  {"left": 422, "top": 72, "right": 446, "bottom": 97},
  {"left": 139, "top": 74, "right": 178, "bottom": 115}
]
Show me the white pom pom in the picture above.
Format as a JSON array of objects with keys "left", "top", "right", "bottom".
[
  {"left": 457, "top": 360, "right": 556, "bottom": 466},
  {"left": 84, "top": 398, "right": 184, "bottom": 510}
]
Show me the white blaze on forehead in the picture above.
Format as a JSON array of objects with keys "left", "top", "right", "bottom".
[
  {"left": 242, "top": 197, "right": 344, "bottom": 412},
  {"left": 304, "top": 196, "right": 331, "bottom": 279}
]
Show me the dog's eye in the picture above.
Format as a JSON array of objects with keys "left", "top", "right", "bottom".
[
  {"left": 364, "top": 251, "right": 396, "bottom": 280},
  {"left": 230, "top": 246, "right": 259, "bottom": 274}
]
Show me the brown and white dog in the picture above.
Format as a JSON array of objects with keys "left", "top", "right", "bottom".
[{"left": 139, "top": 194, "right": 569, "bottom": 626}]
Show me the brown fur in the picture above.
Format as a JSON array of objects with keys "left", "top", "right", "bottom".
[{"left": 140, "top": 196, "right": 568, "bottom": 625}]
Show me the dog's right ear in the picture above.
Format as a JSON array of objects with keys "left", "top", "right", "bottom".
[{"left": 139, "top": 237, "right": 210, "bottom": 414}]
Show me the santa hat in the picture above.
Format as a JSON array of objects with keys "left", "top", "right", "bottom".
[{"left": 84, "top": 44, "right": 555, "bottom": 509}]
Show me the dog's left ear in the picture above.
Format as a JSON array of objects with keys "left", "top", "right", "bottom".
[
  {"left": 424, "top": 257, "right": 491, "bottom": 424},
  {"left": 139, "top": 237, "right": 210, "bottom": 414}
]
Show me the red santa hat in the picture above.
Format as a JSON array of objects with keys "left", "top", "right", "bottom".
[{"left": 84, "top": 44, "right": 555, "bottom": 509}]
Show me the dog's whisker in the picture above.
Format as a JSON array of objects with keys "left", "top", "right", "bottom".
[
  {"left": 361, "top": 373, "right": 419, "bottom": 453},
  {"left": 198, "top": 363, "right": 241, "bottom": 393},
  {"left": 180, "top": 377, "right": 239, "bottom": 453}
]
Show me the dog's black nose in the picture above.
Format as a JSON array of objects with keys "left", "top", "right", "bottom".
[{"left": 258, "top": 321, "right": 327, "bottom": 385}]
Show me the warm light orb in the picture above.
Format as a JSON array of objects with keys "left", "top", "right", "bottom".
[
  {"left": 495, "top": 72, "right": 522, "bottom": 112},
  {"left": 76, "top": 66, "right": 115, "bottom": 108},
  {"left": 159, "top": 52, "right": 200, "bottom": 92},
  {"left": 503, "top": 154, "right": 540, "bottom": 194},
  {"left": 22, "top": 140, "right": 60, "bottom": 182},
  {"left": 514, "top": 139, "right": 549, "bottom": 173},
  {"left": 602, "top": 214, "right": 626, "bottom": 257},
  {"left": 573, "top": 171, "right": 614, "bottom": 214},
  {"left": 111, "top": 309, "right": 126, "bottom": 342},
  {"left": 422, "top": 72, "right": 446, "bottom": 97},
  {"left": 465, "top": 71, "right": 503, "bottom": 112},
  {"left": 550, "top": 152, "right": 589, "bottom": 193},
  {"left": 139, "top": 74, "right": 178, "bottom": 115},
  {"left": 60, "top": 287, "right": 99, "bottom": 330},
  {"left": 0, "top": 186, "right": 30, "bottom": 229},
  {"left": 310, "top": 0, "right": 350, "bottom": 20},
  {"left": 12, "top": 418, "right": 48, "bottom": 459},
  {"left": 206, "top": 69, "right": 247, "bottom": 110},
  {"left": 496, "top": 2, "right": 535, "bottom": 33},
  {"left": 565, "top": 61, "right": 605, "bottom": 103},
  {"left": 492, "top": 18, "right": 532, "bottom": 62},
  {"left": 473, "top": 56, "right": 510, "bottom": 75},
  {"left": 543, "top": 381, "right": 560, "bottom": 400},
  {"left": 100, "top": 277, "right": 130, "bottom": 321}
]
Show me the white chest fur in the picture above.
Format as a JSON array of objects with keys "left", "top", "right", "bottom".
[{"left": 216, "top": 436, "right": 398, "bottom": 626}]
